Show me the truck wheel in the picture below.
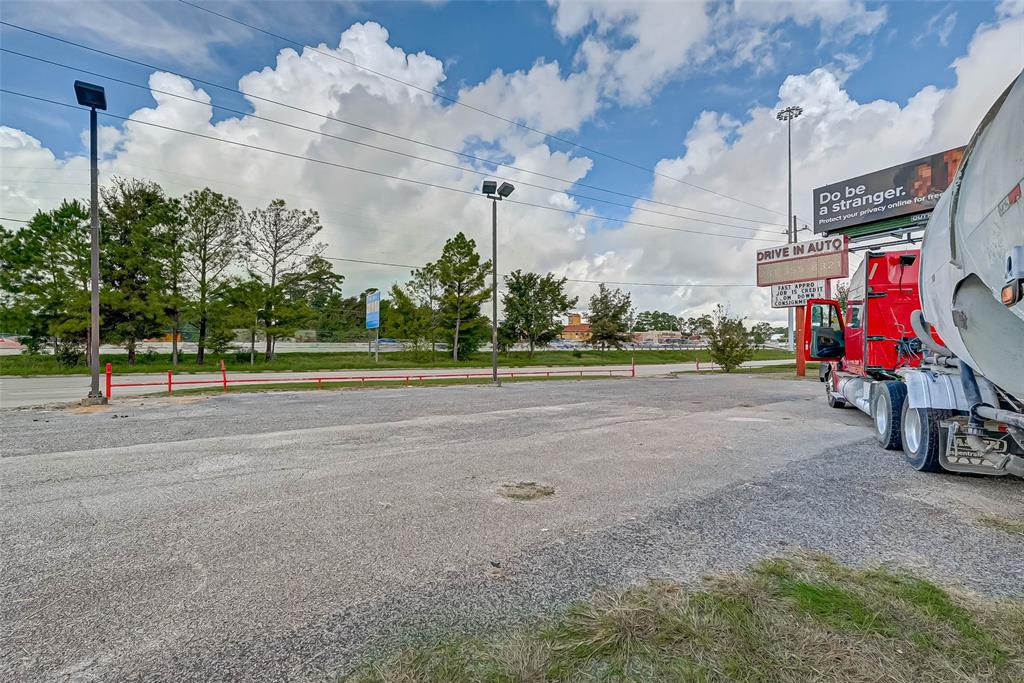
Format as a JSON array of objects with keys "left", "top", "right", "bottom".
[
  {"left": 872, "top": 381, "right": 906, "bottom": 450},
  {"left": 901, "top": 403, "right": 952, "bottom": 473}
]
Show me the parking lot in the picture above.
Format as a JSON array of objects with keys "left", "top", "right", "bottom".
[{"left": 2, "top": 375, "right": 1021, "bottom": 681}]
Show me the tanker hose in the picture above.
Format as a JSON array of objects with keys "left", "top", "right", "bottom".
[{"left": 910, "top": 310, "right": 952, "bottom": 357}]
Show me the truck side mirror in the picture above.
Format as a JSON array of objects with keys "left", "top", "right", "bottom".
[{"left": 804, "top": 298, "right": 845, "bottom": 361}]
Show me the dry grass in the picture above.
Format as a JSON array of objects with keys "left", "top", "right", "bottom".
[
  {"left": 498, "top": 482, "right": 556, "bottom": 501},
  {"left": 979, "top": 515, "right": 1024, "bottom": 536},
  {"left": 344, "top": 553, "right": 1024, "bottom": 683}
]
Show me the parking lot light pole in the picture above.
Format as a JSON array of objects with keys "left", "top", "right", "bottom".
[
  {"left": 776, "top": 104, "right": 803, "bottom": 353},
  {"left": 482, "top": 180, "right": 514, "bottom": 386},
  {"left": 75, "top": 81, "right": 108, "bottom": 405}
]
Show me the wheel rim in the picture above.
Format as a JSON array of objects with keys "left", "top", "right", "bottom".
[
  {"left": 905, "top": 408, "right": 922, "bottom": 453},
  {"left": 874, "top": 395, "right": 888, "bottom": 435}
]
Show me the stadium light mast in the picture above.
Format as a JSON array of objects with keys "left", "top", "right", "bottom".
[
  {"left": 482, "top": 180, "right": 514, "bottom": 386},
  {"left": 776, "top": 104, "right": 803, "bottom": 352},
  {"left": 75, "top": 80, "right": 108, "bottom": 405}
]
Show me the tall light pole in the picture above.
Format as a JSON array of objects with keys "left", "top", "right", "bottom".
[
  {"left": 482, "top": 180, "right": 514, "bottom": 385},
  {"left": 75, "top": 81, "right": 108, "bottom": 405},
  {"left": 776, "top": 104, "right": 803, "bottom": 352}
]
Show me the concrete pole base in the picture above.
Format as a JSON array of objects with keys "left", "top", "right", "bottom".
[{"left": 80, "top": 396, "right": 109, "bottom": 406}]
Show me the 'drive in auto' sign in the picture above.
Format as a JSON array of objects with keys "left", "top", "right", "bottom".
[{"left": 755, "top": 236, "right": 849, "bottom": 287}]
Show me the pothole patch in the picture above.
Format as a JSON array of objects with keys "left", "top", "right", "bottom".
[{"left": 498, "top": 481, "right": 555, "bottom": 501}]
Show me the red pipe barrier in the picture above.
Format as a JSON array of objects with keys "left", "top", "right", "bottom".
[
  {"left": 103, "top": 364, "right": 636, "bottom": 399},
  {"left": 220, "top": 359, "right": 228, "bottom": 393}
]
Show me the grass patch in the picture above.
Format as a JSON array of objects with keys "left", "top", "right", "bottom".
[
  {"left": 692, "top": 362, "right": 820, "bottom": 376},
  {"left": 345, "top": 554, "right": 1024, "bottom": 683},
  {"left": 979, "top": 515, "right": 1024, "bottom": 536},
  {"left": 498, "top": 482, "right": 555, "bottom": 501},
  {"left": 150, "top": 373, "right": 619, "bottom": 397},
  {"left": 0, "top": 348, "right": 792, "bottom": 377}
]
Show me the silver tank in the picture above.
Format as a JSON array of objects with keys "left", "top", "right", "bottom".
[{"left": 920, "top": 70, "right": 1024, "bottom": 398}]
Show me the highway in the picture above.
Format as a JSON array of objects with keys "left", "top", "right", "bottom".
[{"left": 0, "top": 359, "right": 795, "bottom": 408}]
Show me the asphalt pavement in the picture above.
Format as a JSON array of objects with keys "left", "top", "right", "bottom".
[
  {"left": 2, "top": 375, "right": 1020, "bottom": 681},
  {"left": 0, "top": 359, "right": 793, "bottom": 408}
]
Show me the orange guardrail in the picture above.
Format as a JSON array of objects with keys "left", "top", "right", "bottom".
[{"left": 103, "top": 357, "right": 636, "bottom": 398}]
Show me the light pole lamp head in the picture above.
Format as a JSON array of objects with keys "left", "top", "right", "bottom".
[
  {"left": 776, "top": 105, "right": 803, "bottom": 122},
  {"left": 74, "top": 81, "right": 107, "bottom": 110},
  {"left": 497, "top": 182, "right": 514, "bottom": 198},
  {"left": 482, "top": 180, "right": 498, "bottom": 196}
]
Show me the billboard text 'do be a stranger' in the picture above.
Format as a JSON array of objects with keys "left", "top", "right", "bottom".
[{"left": 812, "top": 147, "right": 964, "bottom": 234}]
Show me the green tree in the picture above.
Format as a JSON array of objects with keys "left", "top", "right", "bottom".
[
  {"left": 681, "top": 314, "right": 713, "bottom": 337},
  {"left": 213, "top": 277, "right": 268, "bottom": 365},
  {"left": 407, "top": 262, "right": 442, "bottom": 358},
  {"left": 158, "top": 197, "right": 187, "bottom": 366},
  {"left": 436, "top": 233, "right": 490, "bottom": 360},
  {"left": 632, "top": 310, "right": 680, "bottom": 332},
  {"left": 0, "top": 202, "right": 91, "bottom": 364},
  {"left": 501, "top": 270, "right": 578, "bottom": 357},
  {"left": 100, "top": 178, "right": 175, "bottom": 364},
  {"left": 587, "top": 284, "right": 633, "bottom": 350},
  {"left": 180, "top": 188, "right": 243, "bottom": 364},
  {"left": 835, "top": 282, "right": 851, "bottom": 314},
  {"left": 749, "top": 321, "right": 773, "bottom": 349},
  {"left": 385, "top": 283, "right": 433, "bottom": 354},
  {"left": 243, "top": 199, "right": 325, "bottom": 360},
  {"left": 707, "top": 304, "right": 754, "bottom": 372}
]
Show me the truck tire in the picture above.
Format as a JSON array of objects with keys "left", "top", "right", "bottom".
[
  {"left": 872, "top": 381, "right": 906, "bottom": 451},
  {"left": 901, "top": 402, "right": 952, "bottom": 473}
]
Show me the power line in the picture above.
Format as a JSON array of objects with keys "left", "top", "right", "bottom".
[
  {"left": 174, "top": 0, "right": 788, "bottom": 221},
  {"left": 0, "top": 20, "right": 787, "bottom": 228},
  {"left": 312, "top": 254, "right": 756, "bottom": 288},
  {"left": 0, "top": 217, "right": 753, "bottom": 289},
  {"left": 1, "top": 48, "right": 775, "bottom": 236},
  {"left": 1, "top": 88, "right": 777, "bottom": 243}
]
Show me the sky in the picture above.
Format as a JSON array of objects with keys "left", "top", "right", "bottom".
[{"left": 1, "top": 0, "right": 1023, "bottom": 325}]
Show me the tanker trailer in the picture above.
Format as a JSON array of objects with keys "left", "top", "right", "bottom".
[
  {"left": 803, "top": 70, "right": 1024, "bottom": 476},
  {"left": 906, "top": 68, "right": 1024, "bottom": 476}
]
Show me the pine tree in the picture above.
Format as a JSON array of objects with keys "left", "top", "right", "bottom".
[{"left": 435, "top": 233, "right": 490, "bottom": 361}]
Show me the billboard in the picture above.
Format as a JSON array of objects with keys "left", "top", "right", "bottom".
[
  {"left": 813, "top": 147, "right": 964, "bottom": 234},
  {"left": 771, "top": 280, "right": 826, "bottom": 308},
  {"left": 756, "top": 236, "right": 849, "bottom": 287},
  {"left": 365, "top": 290, "right": 380, "bottom": 330}
]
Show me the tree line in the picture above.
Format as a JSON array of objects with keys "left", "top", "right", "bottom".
[
  {"left": 1, "top": 179, "right": 355, "bottom": 366},
  {"left": 0, "top": 178, "right": 642, "bottom": 366},
  {"left": 1, "top": 177, "right": 770, "bottom": 369}
]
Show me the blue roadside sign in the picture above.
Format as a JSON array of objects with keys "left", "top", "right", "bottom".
[{"left": 366, "top": 290, "right": 380, "bottom": 330}]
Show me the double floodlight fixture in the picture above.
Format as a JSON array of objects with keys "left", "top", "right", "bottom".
[
  {"left": 74, "top": 81, "right": 107, "bottom": 110},
  {"left": 776, "top": 105, "right": 803, "bottom": 122},
  {"left": 482, "top": 180, "right": 515, "bottom": 199}
]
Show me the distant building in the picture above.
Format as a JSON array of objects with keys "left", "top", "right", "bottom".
[
  {"left": 561, "top": 313, "right": 591, "bottom": 341},
  {"left": 631, "top": 330, "right": 685, "bottom": 345}
]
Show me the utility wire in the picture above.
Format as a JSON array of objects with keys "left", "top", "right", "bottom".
[
  {"left": 1, "top": 48, "right": 774, "bottom": 236},
  {"left": 175, "top": 0, "right": 787, "bottom": 221},
  {"left": 0, "top": 215, "right": 754, "bottom": 288},
  {"left": 0, "top": 21, "right": 787, "bottom": 229},
  {"left": 1, "top": 89, "right": 777, "bottom": 243},
  {"left": 312, "top": 254, "right": 756, "bottom": 288}
]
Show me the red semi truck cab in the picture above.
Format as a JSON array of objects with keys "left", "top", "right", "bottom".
[{"left": 804, "top": 249, "right": 932, "bottom": 380}]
